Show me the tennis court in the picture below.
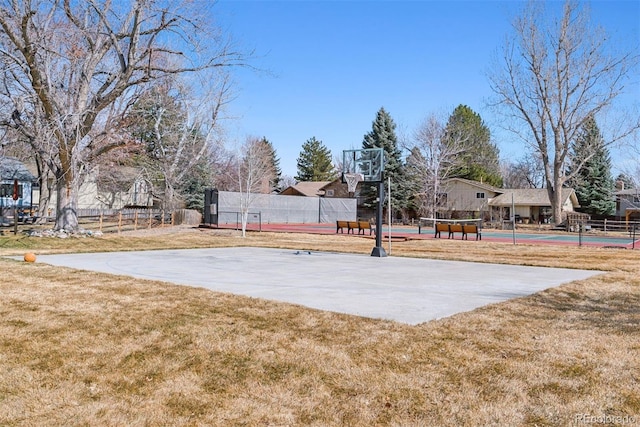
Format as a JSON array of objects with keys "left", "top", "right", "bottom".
[{"left": 213, "top": 222, "right": 640, "bottom": 249}]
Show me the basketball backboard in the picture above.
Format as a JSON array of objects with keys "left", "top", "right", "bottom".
[{"left": 342, "top": 148, "right": 385, "bottom": 183}]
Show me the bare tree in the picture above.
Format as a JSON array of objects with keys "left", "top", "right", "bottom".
[
  {"left": 406, "top": 114, "right": 464, "bottom": 221},
  {"left": 236, "top": 137, "right": 275, "bottom": 237},
  {"left": 279, "top": 174, "right": 297, "bottom": 190},
  {"left": 129, "top": 71, "right": 231, "bottom": 212},
  {"left": 621, "top": 143, "right": 640, "bottom": 189},
  {"left": 488, "top": 0, "right": 639, "bottom": 224},
  {"left": 0, "top": 0, "right": 244, "bottom": 231},
  {"left": 501, "top": 152, "right": 545, "bottom": 189}
]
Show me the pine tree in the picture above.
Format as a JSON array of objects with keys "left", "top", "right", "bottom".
[
  {"left": 259, "top": 137, "right": 282, "bottom": 192},
  {"left": 567, "top": 116, "right": 615, "bottom": 216},
  {"left": 361, "top": 107, "right": 409, "bottom": 220},
  {"left": 443, "top": 105, "right": 502, "bottom": 187},
  {"left": 295, "top": 137, "right": 336, "bottom": 182}
]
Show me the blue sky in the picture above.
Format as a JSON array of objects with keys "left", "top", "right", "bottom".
[{"left": 214, "top": 1, "right": 640, "bottom": 178}]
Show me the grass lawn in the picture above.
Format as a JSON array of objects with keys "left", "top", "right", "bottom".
[{"left": 0, "top": 226, "right": 638, "bottom": 426}]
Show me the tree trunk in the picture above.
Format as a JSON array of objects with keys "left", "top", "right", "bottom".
[
  {"left": 36, "top": 173, "right": 53, "bottom": 224},
  {"left": 54, "top": 176, "right": 79, "bottom": 232},
  {"left": 547, "top": 184, "right": 565, "bottom": 226},
  {"left": 241, "top": 208, "right": 248, "bottom": 238}
]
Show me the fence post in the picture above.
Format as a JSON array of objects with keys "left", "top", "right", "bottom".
[
  {"left": 604, "top": 218, "right": 607, "bottom": 234},
  {"left": 118, "top": 211, "right": 122, "bottom": 234},
  {"left": 99, "top": 212, "right": 103, "bottom": 232},
  {"left": 148, "top": 210, "right": 152, "bottom": 229},
  {"left": 134, "top": 210, "right": 138, "bottom": 230}
]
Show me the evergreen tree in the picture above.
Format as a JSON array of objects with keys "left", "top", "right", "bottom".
[
  {"left": 443, "top": 105, "right": 502, "bottom": 187},
  {"left": 177, "top": 156, "right": 214, "bottom": 211},
  {"left": 295, "top": 137, "right": 336, "bottom": 182},
  {"left": 128, "top": 82, "right": 212, "bottom": 211},
  {"left": 258, "top": 137, "right": 282, "bottom": 192},
  {"left": 567, "top": 116, "right": 615, "bottom": 216},
  {"left": 361, "top": 107, "right": 409, "bottom": 220}
]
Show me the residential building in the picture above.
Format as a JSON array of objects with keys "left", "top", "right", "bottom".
[{"left": 0, "top": 157, "right": 36, "bottom": 220}]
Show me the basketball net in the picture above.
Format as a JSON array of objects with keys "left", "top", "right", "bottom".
[{"left": 344, "top": 173, "right": 364, "bottom": 193}]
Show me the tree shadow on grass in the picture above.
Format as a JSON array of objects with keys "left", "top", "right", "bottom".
[{"left": 510, "top": 286, "right": 640, "bottom": 335}]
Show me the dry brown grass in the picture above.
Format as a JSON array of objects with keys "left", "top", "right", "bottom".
[{"left": 0, "top": 226, "right": 639, "bottom": 426}]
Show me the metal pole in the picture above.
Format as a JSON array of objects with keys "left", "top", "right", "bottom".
[
  {"left": 578, "top": 221, "right": 583, "bottom": 247},
  {"left": 371, "top": 181, "right": 387, "bottom": 257},
  {"left": 13, "top": 203, "right": 17, "bottom": 235},
  {"left": 511, "top": 193, "right": 516, "bottom": 245},
  {"left": 387, "top": 177, "right": 391, "bottom": 255}
]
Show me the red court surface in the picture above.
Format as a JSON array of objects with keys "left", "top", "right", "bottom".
[{"left": 208, "top": 222, "right": 639, "bottom": 249}]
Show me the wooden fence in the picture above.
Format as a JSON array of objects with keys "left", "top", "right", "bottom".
[{"left": 73, "top": 208, "right": 174, "bottom": 233}]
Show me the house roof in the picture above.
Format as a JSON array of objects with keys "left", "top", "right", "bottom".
[
  {"left": 0, "top": 157, "right": 36, "bottom": 182},
  {"left": 615, "top": 188, "right": 640, "bottom": 196},
  {"left": 279, "top": 181, "right": 331, "bottom": 197},
  {"left": 445, "top": 177, "right": 502, "bottom": 194},
  {"left": 489, "top": 188, "right": 579, "bottom": 208}
]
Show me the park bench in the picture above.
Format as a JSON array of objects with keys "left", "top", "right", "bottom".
[
  {"left": 336, "top": 220, "right": 375, "bottom": 235},
  {"left": 357, "top": 220, "right": 374, "bottom": 235},
  {"left": 448, "top": 223, "right": 463, "bottom": 239},
  {"left": 434, "top": 223, "right": 449, "bottom": 238},
  {"left": 462, "top": 224, "right": 481, "bottom": 240},
  {"left": 336, "top": 220, "right": 358, "bottom": 234}
]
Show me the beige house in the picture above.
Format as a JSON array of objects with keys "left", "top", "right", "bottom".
[
  {"left": 437, "top": 178, "right": 579, "bottom": 223},
  {"left": 437, "top": 178, "right": 501, "bottom": 217},
  {"left": 44, "top": 167, "right": 153, "bottom": 212},
  {"left": 489, "top": 188, "right": 580, "bottom": 224}
]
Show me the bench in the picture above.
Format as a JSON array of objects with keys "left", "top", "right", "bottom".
[
  {"left": 462, "top": 224, "right": 481, "bottom": 240},
  {"left": 433, "top": 222, "right": 481, "bottom": 240},
  {"left": 336, "top": 220, "right": 359, "bottom": 234},
  {"left": 434, "top": 223, "right": 449, "bottom": 238},
  {"left": 357, "top": 220, "right": 374, "bottom": 235},
  {"left": 448, "top": 223, "right": 463, "bottom": 239},
  {"left": 336, "top": 220, "right": 374, "bottom": 235}
]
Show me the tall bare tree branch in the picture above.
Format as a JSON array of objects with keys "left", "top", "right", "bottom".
[
  {"left": 488, "top": 0, "right": 639, "bottom": 224},
  {"left": 0, "top": 0, "right": 246, "bottom": 231}
]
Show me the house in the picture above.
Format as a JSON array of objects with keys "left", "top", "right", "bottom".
[
  {"left": 488, "top": 188, "right": 580, "bottom": 224},
  {"left": 615, "top": 188, "right": 640, "bottom": 221},
  {"left": 42, "top": 166, "right": 153, "bottom": 213},
  {"left": 436, "top": 178, "right": 502, "bottom": 218},
  {"left": 279, "top": 179, "right": 352, "bottom": 198},
  {"left": 435, "top": 178, "right": 580, "bottom": 223},
  {"left": 279, "top": 181, "right": 331, "bottom": 197},
  {"left": 0, "top": 156, "right": 37, "bottom": 219}
]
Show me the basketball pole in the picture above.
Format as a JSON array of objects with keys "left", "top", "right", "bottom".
[{"left": 371, "top": 180, "right": 387, "bottom": 257}]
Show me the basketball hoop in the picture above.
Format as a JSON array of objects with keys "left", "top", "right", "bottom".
[{"left": 344, "top": 173, "right": 364, "bottom": 193}]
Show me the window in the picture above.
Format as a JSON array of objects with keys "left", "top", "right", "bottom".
[
  {"left": 436, "top": 193, "right": 448, "bottom": 206},
  {"left": 476, "top": 192, "right": 485, "bottom": 199},
  {"left": 326, "top": 189, "right": 335, "bottom": 197},
  {"left": 0, "top": 183, "right": 23, "bottom": 198}
]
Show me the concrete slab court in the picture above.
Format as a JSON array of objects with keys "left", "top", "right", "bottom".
[{"left": 28, "top": 247, "right": 601, "bottom": 325}]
